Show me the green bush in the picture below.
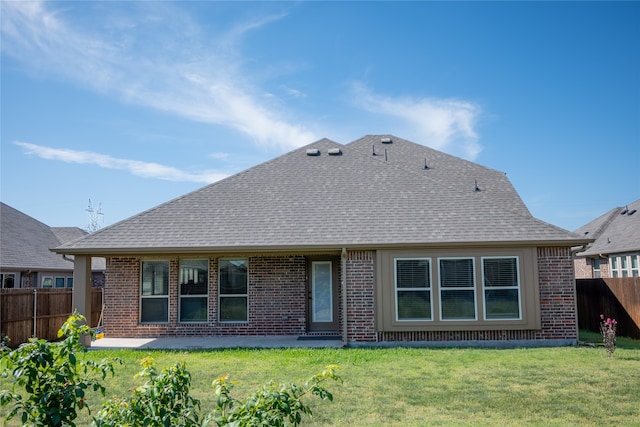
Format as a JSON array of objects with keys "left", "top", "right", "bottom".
[
  {"left": 94, "top": 358, "right": 340, "bottom": 427},
  {"left": 93, "top": 357, "right": 201, "bottom": 426},
  {"left": 0, "top": 312, "right": 119, "bottom": 427},
  {"left": 205, "top": 364, "right": 341, "bottom": 427}
]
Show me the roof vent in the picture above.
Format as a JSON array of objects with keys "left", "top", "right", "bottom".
[
  {"left": 628, "top": 209, "right": 637, "bottom": 216},
  {"left": 306, "top": 149, "right": 320, "bottom": 156},
  {"left": 474, "top": 180, "right": 481, "bottom": 192},
  {"left": 423, "top": 159, "right": 429, "bottom": 170},
  {"left": 621, "top": 206, "right": 628, "bottom": 215},
  {"left": 328, "top": 148, "right": 342, "bottom": 156},
  {"left": 381, "top": 137, "right": 392, "bottom": 144}
]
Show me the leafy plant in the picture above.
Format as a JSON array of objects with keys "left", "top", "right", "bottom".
[
  {"left": 93, "top": 357, "right": 201, "bottom": 427},
  {"left": 205, "top": 364, "right": 341, "bottom": 427},
  {"left": 599, "top": 314, "right": 617, "bottom": 358},
  {"left": 0, "top": 312, "right": 119, "bottom": 427}
]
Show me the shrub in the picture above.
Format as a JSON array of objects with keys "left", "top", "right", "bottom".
[
  {"left": 205, "top": 364, "right": 341, "bottom": 427},
  {"left": 0, "top": 312, "right": 119, "bottom": 427},
  {"left": 94, "top": 361, "right": 340, "bottom": 427},
  {"left": 93, "top": 357, "right": 201, "bottom": 426}
]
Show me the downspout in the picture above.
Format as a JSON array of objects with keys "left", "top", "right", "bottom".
[{"left": 341, "top": 248, "right": 348, "bottom": 347}]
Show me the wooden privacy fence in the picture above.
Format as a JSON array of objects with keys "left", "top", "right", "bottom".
[
  {"left": 576, "top": 277, "right": 640, "bottom": 339},
  {"left": 0, "top": 288, "right": 103, "bottom": 348}
]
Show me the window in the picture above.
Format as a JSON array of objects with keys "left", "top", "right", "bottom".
[
  {"left": 439, "top": 258, "right": 476, "bottom": 320},
  {"left": 611, "top": 256, "right": 619, "bottom": 278},
  {"left": 179, "top": 259, "right": 208, "bottom": 322},
  {"left": 379, "top": 249, "right": 538, "bottom": 332},
  {"left": 66, "top": 277, "right": 73, "bottom": 288},
  {"left": 395, "top": 258, "right": 431, "bottom": 321},
  {"left": 55, "top": 277, "right": 65, "bottom": 288},
  {"left": 42, "top": 276, "right": 53, "bottom": 288},
  {"left": 219, "top": 259, "right": 248, "bottom": 322},
  {"left": 611, "top": 254, "right": 639, "bottom": 278},
  {"left": 140, "top": 261, "right": 169, "bottom": 323},
  {"left": 1, "top": 273, "right": 16, "bottom": 288},
  {"left": 482, "top": 257, "right": 521, "bottom": 320},
  {"left": 593, "top": 258, "right": 602, "bottom": 278}
]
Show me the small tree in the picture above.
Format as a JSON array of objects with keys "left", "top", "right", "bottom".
[
  {"left": 0, "top": 312, "right": 119, "bottom": 427},
  {"left": 600, "top": 314, "right": 617, "bottom": 358}
]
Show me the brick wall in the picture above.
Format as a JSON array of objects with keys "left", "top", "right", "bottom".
[
  {"left": 574, "top": 257, "right": 592, "bottom": 279},
  {"left": 104, "top": 255, "right": 307, "bottom": 338},
  {"left": 536, "top": 247, "right": 577, "bottom": 341},
  {"left": 345, "top": 251, "right": 377, "bottom": 342},
  {"left": 105, "top": 246, "right": 578, "bottom": 343}
]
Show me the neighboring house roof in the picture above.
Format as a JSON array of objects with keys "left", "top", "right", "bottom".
[
  {"left": 0, "top": 202, "right": 106, "bottom": 271},
  {"left": 574, "top": 199, "right": 640, "bottom": 257},
  {"left": 54, "top": 135, "right": 589, "bottom": 255}
]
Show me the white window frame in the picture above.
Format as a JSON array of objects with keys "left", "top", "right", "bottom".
[
  {"left": 394, "top": 258, "right": 432, "bottom": 322},
  {"left": 42, "top": 276, "right": 53, "bottom": 288},
  {"left": 140, "top": 260, "right": 170, "bottom": 324},
  {"left": 481, "top": 256, "right": 522, "bottom": 321},
  {"left": 178, "top": 259, "right": 209, "bottom": 323},
  {"left": 438, "top": 257, "right": 477, "bottom": 321},
  {"left": 219, "top": 259, "right": 249, "bottom": 323},
  {"left": 632, "top": 255, "right": 639, "bottom": 277},
  {"left": 610, "top": 254, "right": 640, "bottom": 278}
]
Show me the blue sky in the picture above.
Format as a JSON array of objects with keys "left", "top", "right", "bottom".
[{"left": 1, "top": 1, "right": 639, "bottom": 233}]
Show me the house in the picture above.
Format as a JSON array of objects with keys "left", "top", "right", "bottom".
[
  {"left": 0, "top": 202, "right": 105, "bottom": 288},
  {"left": 53, "top": 135, "right": 590, "bottom": 346},
  {"left": 573, "top": 199, "right": 640, "bottom": 279}
]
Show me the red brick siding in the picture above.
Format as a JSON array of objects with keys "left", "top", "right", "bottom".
[
  {"left": 536, "top": 247, "right": 577, "bottom": 340},
  {"left": 104, "top": 255, "right": 307, "bottom": 337},
  {"left": 345, "top": 251, "right": 377, "bottom": 342},
  {"left": 105, "top": 246, "right": 578, "bottom": 343}
]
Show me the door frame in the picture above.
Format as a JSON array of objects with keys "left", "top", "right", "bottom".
[{"left": 306, "top": 257, "right": 340, "bottom": 332}]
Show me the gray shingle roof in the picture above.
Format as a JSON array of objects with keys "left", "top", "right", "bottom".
[
  {"left": 0, "top": 203, "right": 106, "bottom": 271},
  {"left": 1, "top": 203, "right": 77, "bottom": 270},
  {"left": 54, "top": 135, "right": 588, "bottom": 254},
  {"left": 575, "top": 199, "right": 640, "bottom": 257}
]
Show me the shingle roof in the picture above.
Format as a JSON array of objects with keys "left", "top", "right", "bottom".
[
  {"left": 574, "top": 199, "right": 640, "bottom": 257},
  {"left": 1, "top": 203, "right": 76, "bottom": 270},
  {"left": 54, "top": 135, "right": 588, "bottom": 254},
  {"left": 0, "top": 203, "right": 106, "bottom": 271}
]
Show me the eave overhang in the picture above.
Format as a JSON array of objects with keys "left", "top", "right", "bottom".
[{"left": 52, "top": 237, "right": 594, "bottom": 257}]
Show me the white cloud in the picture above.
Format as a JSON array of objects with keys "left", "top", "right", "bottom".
[
  {"left": 1, "top": 1, "right": 317, "bottom": 150},
  {"left": 15, "top": 142, "right": 227, "bottom": 184},
  {"left": 349, "top": 82, "right": 483, "bottom": 160}
]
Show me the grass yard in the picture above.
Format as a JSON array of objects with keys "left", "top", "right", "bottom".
[{"left": 2, "top": 333, "right": 639, "bottom": 426}]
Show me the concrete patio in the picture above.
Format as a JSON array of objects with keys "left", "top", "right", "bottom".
[{"left": 89, "top": 335, "right": 344, "bottom": 350}]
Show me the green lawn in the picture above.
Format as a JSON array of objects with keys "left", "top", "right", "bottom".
[{"left": 2, "top": 333, "right": 639, "bottom": 426}]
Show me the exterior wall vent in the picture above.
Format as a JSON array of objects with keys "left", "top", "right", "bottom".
[
  {"left": 306, "top": 149, "right": 320, "bottom": 156},
  {"left": 327, "top": 148, "right": 342, "bottom": 156},
  {"left": 381, "top": 137, "right": 392, "bottom": 144}
]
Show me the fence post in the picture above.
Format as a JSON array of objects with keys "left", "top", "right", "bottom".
[{"left": 33, "top": 288, "right": 37, "bottom": 338}]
